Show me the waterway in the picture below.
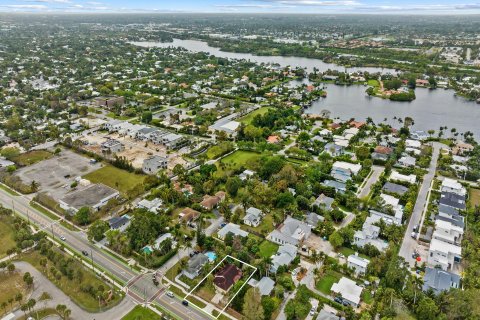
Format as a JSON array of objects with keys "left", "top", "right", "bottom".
[{"left": 130, "top": 39, "right": 480, "bottom": 138}]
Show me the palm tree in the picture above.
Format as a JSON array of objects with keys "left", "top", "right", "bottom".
[
  {"left": 30, "top": 180, "right": 39, "bottom": 192},
  {"left": 412, "top": 275, "right": 424, "bottom": 305}
]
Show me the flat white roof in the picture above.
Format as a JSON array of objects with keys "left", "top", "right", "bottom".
[
  {"left": 331, "top": 277, "right": 363, "bottom": 305},
  {"left": 429, "top": 238, "right": 462, "bottom": 255},
  {"left": 390, "top": 170, "right": 416, "bottom": 184},
  {"left": 347, "top": 254, "right": 370, "bottom": 268},
  {"left": 333, "top": 161, "right": 362, "bottom": 175}
]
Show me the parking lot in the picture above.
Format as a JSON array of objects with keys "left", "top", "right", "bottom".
[{"left": 14, "top": 149, "right": 102, "bottom": 199}]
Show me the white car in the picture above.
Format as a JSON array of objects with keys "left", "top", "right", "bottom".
[
  {"left": 60, "top": 236, "right": 66, "bottom": 241},
  {"left": 166, "top": 291, "right": 174, "bottom": 298}
]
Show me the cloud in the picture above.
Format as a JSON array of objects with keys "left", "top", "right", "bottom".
[
  {"left": 0, "top": 4, "right": 48, "bottom": 9},
  {"left": 21, "top": 0, "right": 71, "bottom": 3},
  {"left": 355, "top": 2, "right": 480, "bottom": 11},
  {"left": 258, "top": 0, "right": 360, "bottom": 6}
]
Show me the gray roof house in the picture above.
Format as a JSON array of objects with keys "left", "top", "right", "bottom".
[
  {"left": 313, "top": 194, "right": 334, "bottom": 211},
  {"left": 270, "top": 244, "right": 297, "bottom": 273},
  {"left": 305, "top": 212, "right": 325, "bottom": 228},
  {"left": 183, "top": 253, "right": 209, "bottom": 279},
  {"left": 218, "top": 223, "right": 249, "bottom": 240},
  {"left": 248, "top": 277, "right": 275, "bottom": 296},
  {"left": 382, "top": 182, "right": 409, "bottom": 196},
  {"left": 422, "top": 267, "right": 461, "bottom": 295},
  {"left": 267, "top": 216, "right": 311, "bottom": 247},
  {"left": 243, "top": 207, "right": 263, "bottom": 227},
  {"left": 142, "top": 155, "right": 168, "bottom": 174},
  {"left": 323, "top": 180, "right": 347, "bottom": 193},
  {"left": 316, "top": 310, "right": 341, "bottom": 320}
]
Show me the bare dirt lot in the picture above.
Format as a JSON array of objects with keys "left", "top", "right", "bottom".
[
  {"left": 81, "top": 131, "right": 188, "bottom": 171},
  {"left": 14, "top": 149, "right": 102, "bottom": 199}
]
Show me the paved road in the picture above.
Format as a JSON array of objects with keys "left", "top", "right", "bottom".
[
  {"left": 357, "top": 166, "right": 384, "bottom": 199},
  {"left": 398, "top": 142, "right": 442, "bottom": 265},
  {"left": 13, "top": 261, "right": 135, "bottom": 320},
  {"left": 0, "top": 188, "right": 210, "bottom": 320}
]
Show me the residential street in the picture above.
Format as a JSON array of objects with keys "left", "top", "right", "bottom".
[
  {"left": 398, "top": 142, "right": 442, "bottom": 265},
  {"left": 357, "top": 165, "right": 384, "bottom": 199}
]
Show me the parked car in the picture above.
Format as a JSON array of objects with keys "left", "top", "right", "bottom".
[
  {"left": 82, "top": 250, "right": 88, "bottom": 256},
  {"left": 166, "top": 291, "right": 174, "bottom": 298}
]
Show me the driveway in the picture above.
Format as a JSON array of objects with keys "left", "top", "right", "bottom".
[
  {"left": 12, "top": 261, "right": 135, "bottom": 320},
  {"left": 357, "top": 166, "right": 384, "bottom": 199},
  {"left": 398, "top": 142, "right": 442, "bottom": 266}
]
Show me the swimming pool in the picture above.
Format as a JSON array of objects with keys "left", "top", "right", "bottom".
[{"left": 205, "top": 251, "right": 217, "bottom": 262}]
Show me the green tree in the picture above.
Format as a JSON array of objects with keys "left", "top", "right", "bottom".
[
  {"left": 243, "top": 288, "right": 264, "bottom": 320},
  {"left": 141, "top": 111, "right": 153, "bottom": 124},
  {"left": 415, "top": 297, "right": 439, "bottom": 320},
  {"left": 87, "top": 220, "right": 110, "bottom": 241},
  {"left": 74, "top": 207, "right": 91, "bottom": 225},
  {"left": 329, "top": 231, "right": 344, "bottom": 249}
]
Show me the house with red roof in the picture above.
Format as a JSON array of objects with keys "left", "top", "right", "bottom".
[{"left": 214, "top": 264, "right": 243, "bottom": 293}]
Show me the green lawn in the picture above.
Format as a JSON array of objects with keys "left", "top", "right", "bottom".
[
  {"left": 242, "top": 213, "right": 276, "bottom": 236},
  {"left": 18, "top": 308, "right": 58, "bottom": 320},
  {"left": 0, "top": 217, "right": 17, "bottom": 259},
  {"left": 238, "top": 107, "right": 271, "bottom": 125},
  {"left": 83, "top": 165, "right": 146, "bottom": 197},
  {"left": 216, "top": 150, "right": 261, "bottom": 176},
  {"left": 316, "top": 271, "right": 342, "bottom": 295},
  {"left": 0, "top": 183, "right": 20, "bottom": 196},
  {"left": 122, "top": 305, "right": 162, "bottom": 320},
  {"left": 469, "top": 188, "right": 480, "bottom": 207},
  {"left": 12, "top": 150, "right": 53, "bottom": 166},
  {"left": 367, "top": 79, "right": 380, "bottom": 87},
  {"left": 258, "top": 240, "right": 279, "bottom": 258},
  {"left": 361, "top": 290, "right": 373, "bottom": 304}
]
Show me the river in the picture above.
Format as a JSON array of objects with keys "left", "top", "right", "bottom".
[
  {"left": 130, "top": 39, "right": 480, "bottom": 138},
  {"left": 129, "top": 39, "right": 397, "bottom": 74}
]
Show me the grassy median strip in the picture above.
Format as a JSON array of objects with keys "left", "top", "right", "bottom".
[
  {"left": 122, "top": 305, "right": 162, "bottom": 320},
  {"left": 0, "top": 183, "right": 20, "bottom": 196}
]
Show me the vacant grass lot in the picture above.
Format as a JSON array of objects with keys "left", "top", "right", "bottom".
[
  {"left": 469, "top": 188, "right": 480, "bottom": 207},
  {"left": 83, "top": 165, "right": 146, "bottom": 196},
  {"left": 22, "top": 250, "right": 122, "bottom": 311},
  {"left": 0, "top": 217, "right": 17, "bottom": 259},
  {"left": 0, "top": 271, "right": 29, "bottom": 314},
  {"left": 238, "top": 107, "right": 271, "bottom": 125},
  {"left": 316, "top": 270, "right": 342, "bottom": 295},
  {"left": 122, "top": 305, "right": 161, "bottom": 320},
  {"left": 216, "top": 150, "right": 261, "bottom": 176},
  {"left": 258, "top": 240, "right": 279, "bottom": 259},
  {"left": 12, "top": 150, "right": 53, "bottom": 166}
]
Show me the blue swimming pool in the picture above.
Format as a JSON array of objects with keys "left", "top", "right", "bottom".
[{"left": 205, "top": 251, "right": 217, "bottom": 262}]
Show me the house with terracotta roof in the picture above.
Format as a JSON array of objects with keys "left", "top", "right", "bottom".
[
  {"left": 214, "top": 264, "right": 243, "bottom": 293},
  {"left": 200, "top": 194, "right": 223, "bottom": 210},
  {"left": 349, "top": 120, "right": 366, "bottom": 129},
  {"left": 374, "top": 146, "right": 393, "bottom": 155},
  {"left": 179, "top": 208, "right": 200, "bottom": 223},
  {"left": 267, "top": 135, "right": 281, "bottom": 144}
]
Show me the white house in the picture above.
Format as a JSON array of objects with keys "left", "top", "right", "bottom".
[
  {"left": 441, "top": 178, "right": 466, "bottom": 197},
  {"left": 347, "top": 253, "right": 370, "bottom": 276},
  {"left": 137, "top": 198, "right": 163, "bottom": 213},
  {"left": 405, "top": 139, "right": 422, "bottom": 149},
  {"left": 390, "top": 170, "right": 417, "bottom": 184},
  {"left": 218, "top": 223, "right": 249, "bottom": 240},
  {"left": 267, "top": 216, "right": 311, "bottom": 247},
  {"left": 243, "top": 207, "right": 263, "bottom": 227},
  {"left": 331, "top": 277, "right": 363, "bottom": 307},
  {"left": 433, "top": 219, "right": 464, "bottom": 245},
  {"left": 427, "top": 238, "right": 462, "bottom": 271}
]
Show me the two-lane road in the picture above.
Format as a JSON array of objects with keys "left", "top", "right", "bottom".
[
  {"left": 0, "top": 187, "right": 210, "bottom": 320},
  {"left": 398, "top": 142, "right": 442, "bottom": 265}
]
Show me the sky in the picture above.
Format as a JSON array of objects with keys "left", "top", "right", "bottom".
[{"left": 1, "top": 0, "right": 480, "bottom": 14}]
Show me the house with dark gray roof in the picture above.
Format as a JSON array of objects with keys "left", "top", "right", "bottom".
[
  {"left": 382, "top": 182, "right": 408, "bottom": 196},
  {"left": 313, "top": 194, "right": 334, "bottom": 211},
  {"left": 422, "top": 267, "right": 461, "bottom": 295},
  {"left": 440, "top": 192, "right": 466, "bottom": 210},
  {"left": 183, "top": 253, "right": 209, "bottom": 279}
]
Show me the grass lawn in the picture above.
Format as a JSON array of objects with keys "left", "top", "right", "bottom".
[
  {"left": 316, "top": 270, "right": 342, "bottom": 295},
  {"left": 338, "top": 247, "right": 370, "bottom": 259},
  {"left": 21, "top": 250, "right": 123, "bottom": 312},
  {"left": 0, "top": 270, "right": 29, "bottom": 314},
  {"left": 216, "top": 150, "right": 261, "bottom": 176},
  {"left": 83, "top": 165, "right": 146, "bottom": 197},
  {"left": 0, "top": 183, "right": 20, "bottom": 196},
  {"left": 165, "top": 260, "right": 182, "bottom": 282},
  {"left": 238, "top": 107, "right": 271, "bottom": 125},
  {"left": 0, "top": 217, "right": 17, "bottom": 259},
  {"left": 169, "top": 285, "right": 207, "bottom": 308},
  {"left": 361, "top": 290, "right": 373, "bottom": 304},
  {"left": 469, "top": 188, "right": 480, "bottom": 207},
  {"left": 106, "top": 112, "right": 135, "bottom": 121},
  {"left": 122, "top": 305, "right": 162, "bottom": 320},
  {"left": 258, "top": 240, "right": 279, "bottom": 259},
  {"left": 12, "top": 150, "right": 53, "bottom": 166},
  {"left": 367, "top": 79, "right": 379, "bottom": 87}
]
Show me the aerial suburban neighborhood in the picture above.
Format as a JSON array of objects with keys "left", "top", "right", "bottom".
[{"left": 0, "top": 7, "right": 480, "bottom": 320}]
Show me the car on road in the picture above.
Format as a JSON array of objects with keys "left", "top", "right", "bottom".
[
  {"left": 411, "top": 232, "right": 417, "bottom": 239},
  {"left": 413, "top": 224, "right": 419, "bottom": 232},
  {"left": 82, "top": 250, "right": 88, "bottom": 256},
  {"left": 220, "top": 222, "right": 227, "bottom": 227},
  {"left": 182, "top": 300, "right": 189, "bottom": 306},
  {"left": 60, "top": 236, "right": 66, "bottom": 241},
  {"left": 166, "top": 291, "right": 174, "bottom": 298}
]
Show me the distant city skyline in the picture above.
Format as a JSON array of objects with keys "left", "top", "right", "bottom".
[{"left": 1, "top": 0, "right": 480, "bottom": 14}]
